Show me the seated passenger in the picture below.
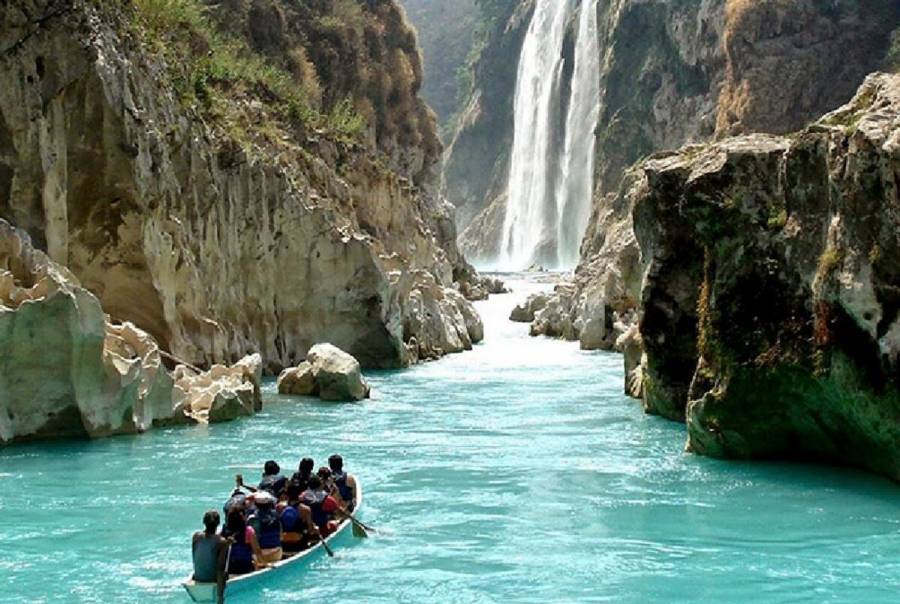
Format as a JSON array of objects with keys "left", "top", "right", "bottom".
[
  {"left": 223, "top": 487, "right": 246, "bottom": 515},
  {"left": 290, "top": 457, "right": 315, "bottom": 492},
  {"left": 328, "top": 454, "right": 357, "bottom": 511},
  {"left": 279, "top": 483, "right": 316, "bottom": 553},
  {"left": 300, "top": 475, "right": 339, "bottom": 537},
  {"left": 257, "top": 460, "right": 287, "bottom": 497},
  {"left": 192, "top": 510, "right": 228, "bottom": 604},
  {"left": 248, "top": 491, "right": 283, "bottom": 565},
  {"left": 222, "top": 508, "right": 264, "bottom": 575}
]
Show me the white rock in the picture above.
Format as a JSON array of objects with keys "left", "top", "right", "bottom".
[{"left": 306, "top": 344, "right": 370, "bottom": 401}]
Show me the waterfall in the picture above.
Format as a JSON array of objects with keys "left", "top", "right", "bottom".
[
  {"left": 499, "top": 0, "right": 600, "bottom": 270},
  {"left": 556, "top": 0, "right": 601, "bottom": 268}
]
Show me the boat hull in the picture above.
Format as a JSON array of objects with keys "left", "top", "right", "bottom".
[{"left": 183, "top": 482, "right": 363, "bottom": 602}]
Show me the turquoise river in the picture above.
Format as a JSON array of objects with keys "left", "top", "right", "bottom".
[{"left": 1, "top": 276, "right": 898, "bottom": 603}]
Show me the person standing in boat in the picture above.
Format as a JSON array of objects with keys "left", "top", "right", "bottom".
[
  {"left": 192, "top": 511, "right": 229, "bottom": 604},
  {"left": 328, "top": 454, "right": 358, "bottom": 511}
]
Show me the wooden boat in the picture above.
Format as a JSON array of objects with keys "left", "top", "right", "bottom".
[{"left": 182, "top": 482, "right": 363, "bottom": 602}]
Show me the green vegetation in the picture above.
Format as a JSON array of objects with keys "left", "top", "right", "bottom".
[{"left": 130, "top": 0, "right": 367, "bottom": 150}]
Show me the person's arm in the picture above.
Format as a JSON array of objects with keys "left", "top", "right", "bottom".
[
  {"left": 248, "top": 527, "right": 267, "bottom": 568},
  {"left": 348, "top": 474, "right": 357, "bottom": 506},
  {"left": 235, "top": 474, "right": 257, "bottom": 493},
  {"left": 215, "top": 537, "right": 229, "bottom": 604},
  {"left": 299, "top": 504, "right": 319, "bottom": 535}
]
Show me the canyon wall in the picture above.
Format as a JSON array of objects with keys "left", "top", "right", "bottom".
[
  {"left": 635, "top": 73, "right": 900, "bottom": 480},
  {"left": 399, "top": 0, "right": 478, "bottom": 131},
  {"left": 0, "top": 0, "right": 483, "bottom": 375},
  {"left": 524, "top": 0, "right": 899, "bottom": 351},
  {"left": 0, "top": 218, "right": 262, "bottom": 443}
]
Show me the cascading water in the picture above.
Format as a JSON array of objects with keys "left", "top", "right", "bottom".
[
  {"left": 556, "top": 0, "right": 601, "bottom": 268},
  {"left": 500, "top": 0, "right": 601, "bottom": 270}
]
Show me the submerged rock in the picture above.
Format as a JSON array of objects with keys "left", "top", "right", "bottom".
[
  {"left": 633, "top": 73, "right": 900, "bottom": 480},
  {"left": 278, "top": 344, "right": 370, "bottom": 402}
]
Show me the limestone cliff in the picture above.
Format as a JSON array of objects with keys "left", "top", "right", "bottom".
[
  {"left": 447, "top": 0, "right": 900, "bottom": 264},
  {"left": 0, "top": 0, "right": 482, "bottom": 372},
  {"left": 0, "top": 218, "right": 262, "bottom": 443},
  {"left": 635, "top": 73, "right": 900, "bottom": 480}
]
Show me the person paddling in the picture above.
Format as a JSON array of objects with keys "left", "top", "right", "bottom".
[
  {"left": 328, "top": 454, "right": 358, "bottom": 510},
  {"left": 192, "top": 511, "right": 229, "bottom": 604},
  {"left": 300, "top": 475, "right": 339, "bottom": 537},
  {"left": 235, "top": 460, "right": 287, "bottom": 499},
  {"left": 279, "top": 482, "right": 320, "bottom": 553}
]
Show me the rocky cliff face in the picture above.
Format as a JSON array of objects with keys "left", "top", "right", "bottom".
[
  {"left": 399, "top": 0, "right": 478, "bottom": 131},
  {"left": 442, "top": 1, "right": 530, "bottom": 248},
  {"left": 447, "top": 0, "right": 900, "bottom": 264},
  {"left": 0, "top": 0, "right": 482, "bottom": 373},
  {"left": 0, "top": 218, "right": 262, "bottom": 443},
  {"left": 525, "top": 0, "right": 899, "bottom": 352},
  {"left": 633, "top": 73, "right": 900, "bottom": 480}
]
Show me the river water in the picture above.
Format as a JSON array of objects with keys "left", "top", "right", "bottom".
[{"left": 1, "top": 276, "right": 898, "bottom": 603}]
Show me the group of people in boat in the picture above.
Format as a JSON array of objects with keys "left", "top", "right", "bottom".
[{"left": 191, "top": 454, "right": 357, "bottom": 600}]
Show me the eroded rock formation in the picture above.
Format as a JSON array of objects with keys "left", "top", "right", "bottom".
[
  {"left": 0, "top": 0, "right": 482, "bottom": 375},
  {"left": 634, "top": 73, "right": 900, "bottom": 480},
  {"left": 0, "top": 219, "right": 262, "bottom": 443}
]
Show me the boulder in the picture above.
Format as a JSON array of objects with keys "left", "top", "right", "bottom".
[
  {"left": 0, "top": 220, "right": 184, "bottom": 442},
  {"left": 633, "top": 73, "right": 900, "bottom": 480},
  {"left": 510, "top": 292, "right": 549, "bottom": 323},
  {"left": 278, "top": 344, "right": 371, "bottom": 402},
  {"left": 172, "top": 354, "right": 263, "bottom": 423},
  {"left": 307, "top": 344, "right": 371, "bottom": 401},
  {"left": 277, "top": 361, "right": 317, "bottom": 396}
]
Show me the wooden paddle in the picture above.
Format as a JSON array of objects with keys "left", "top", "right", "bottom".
[
  {"left": 317, "top": 530, "right": 335, "bottom": 557},
  {"left": 337, "top": 507, "right": 373, "bottom": 537}
]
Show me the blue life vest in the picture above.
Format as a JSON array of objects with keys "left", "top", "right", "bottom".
[
  {"left": 255, "top": 508, "right": 282, "bottom": 549},
  {"left": 280, "top": 505, "right": 301, "bottom": 533},
  {"left": 333, "top": 472, "right": 353, "bottom": 506},
  {"left": 225, "top": 527, "right": 253, "bottom": 564}
]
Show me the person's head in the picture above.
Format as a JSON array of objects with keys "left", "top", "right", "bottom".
[
  {"left": 264, "top": 460, "right": 280, "bottom": 476},
  {"left": 287, "top": 482, "right": 302, "bottom": 501},
  {"left": 202, "top": 510, "right": 220, "bottom": 535},
  {"left": 307, "top": 475, "right": 322, "bottom": 491},
  {"left": 226, "top": 508, "right": 246, "bottom": 533},
  {"left": 252, "top": 490, "right": 277, "bottom": 509},
  {"left": 317, "top": 466, "right": 332, "bottom": 482},
  {"left": 298, "top": 457, "right": 314, "bottom": 476},
  {"left": 328, "top": 454, "right": 343, "bottom": 473}
]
